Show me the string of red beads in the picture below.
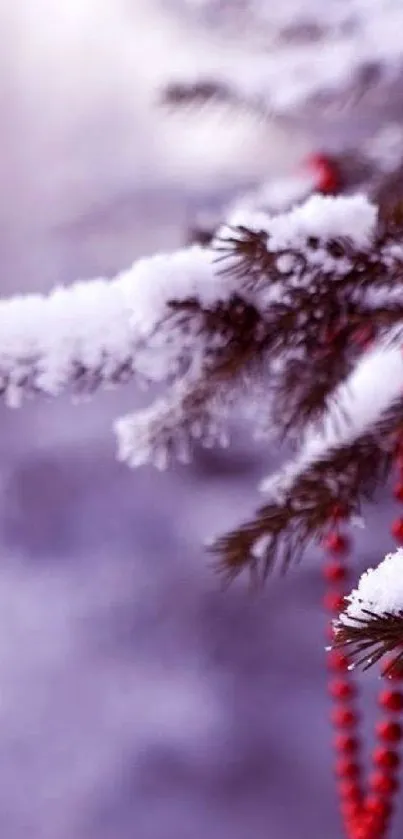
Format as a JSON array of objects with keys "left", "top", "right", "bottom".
[
  {"left": 302, "top": 150, "right": 403, "bottom": 838},
  {"left": 323, "top": 498, "right": 403, "bottom": 839}
]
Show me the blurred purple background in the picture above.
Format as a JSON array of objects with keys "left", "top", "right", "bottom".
[{"left": 0, "top": 2, "right": 402, "bottom": 837}]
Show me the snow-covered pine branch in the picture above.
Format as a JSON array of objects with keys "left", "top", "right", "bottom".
[
  {"left": 2, "top": 191, "right": 403, "bottom": 583},
  {"left": 0, "top": 192, "right": 384, "bottom": 414},
  {"left": 116, "top": 192, "right": 403, "bottom": 468},
  {"left": 211, "top": 336, "right": 403, "bottom": 582},
  {"left": 0, "top": 244, "right": 236, "bottom": 406},
  {"left": 333, "top": 548, "right": 403, "bottom": 673}
]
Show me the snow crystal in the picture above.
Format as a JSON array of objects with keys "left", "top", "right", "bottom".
[{"left": 340, "top": 548, "right": 403, "bottom": 625}]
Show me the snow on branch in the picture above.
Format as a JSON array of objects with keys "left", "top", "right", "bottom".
[
  {"left": 116, "top": 193, "right": 403, "bottom": 468},
  {"left": 0, "top": 245, "right": 233, "bottom": 406},
  {"left": 1, "top": 192, "right": 403, "bottom": 470},
  {"left": 2, "top": 192, "right": 403, "bottom": 580},
  {"left": 211, "top": 337, "right": 403, "bottom": 583},
  {"left": 333, "top": 549, "right": 403, "bottom": 672},
  {"left": 115, "top": 375, "right": 231, "bottom": 470},
  {"left": 0, "top": 193, "right": 382, "bottom": 412}
]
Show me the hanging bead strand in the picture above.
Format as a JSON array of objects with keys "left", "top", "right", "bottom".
[{"left": 323, "top": 446, "right": 403, "bottom": 839}]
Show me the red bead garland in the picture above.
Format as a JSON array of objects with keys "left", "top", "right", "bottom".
[
  {"left": 307, "top": 148, "right": 403, "bottom": 836},
  {"left": 323, "top": 497, "right": 403, "bottom": 839}
]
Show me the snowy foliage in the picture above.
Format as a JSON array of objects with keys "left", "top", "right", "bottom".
[
  {"left": 3, "top": 0, "right": 403, "bottom": 637},
  {"left": 260, "top": 337, "right": 403, "bottom": 500},
  {"left": 0, "top": 245, "right": 225, "bottom": 405},
  {"left": 0, "top": 191, "right": 389, "bottom": 474},
  {"left": 340, "top": 548, "right": 403, "bottom": 625}
]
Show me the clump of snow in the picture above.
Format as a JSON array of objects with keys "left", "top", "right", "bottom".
[
  {"left": 304, "top": 334, "right": 403, "bottom": 460},
  {"left": 266, "top": 194, "right": 377, "bottom": 252},
  {"left": 221, "top": 194, "right": 377, "bottom": 256},
  {"left": 260, "top": 333, "right": 403, "bottom": 499},
  {"left": 0, "top": 244, "right": 229, "bottom": 405},
  {"left": 340, "top": 548, "right": 403, "bottom": 626},
  {"left": 115, "top": 375, "right": 230, "bottom": 470}
]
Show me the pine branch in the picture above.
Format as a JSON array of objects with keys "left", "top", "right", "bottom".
[
  {"left": 332, "top": 547, "right": 403, "bottom": 671},
  {"left": 173, "top": 199, "right": 403, "bottom": 435},
  {"left": 210, "top": 427, "right": 398, "bottom": 585},
  {"left": 209, "top": 336, "right": 403, "bottom": 583},
  {"left": 2, "top": 193, "right": 403, "bottom": 506},
  {"left": 115, "top": 373, "right": 230, "bottom": 470},
  {"left": 214, "top": 211, "right": 403, "bottom": 299},
  {"left": 0, "top": 246, "right": 227, "bottom": 405},
  {"left": 332, "top": 610, "right": 403, "bottom": 672},
  {"left": 116, "top": 295, "right": 274, "bottom": 469}
]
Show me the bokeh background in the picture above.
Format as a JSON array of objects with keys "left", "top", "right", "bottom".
[{"left": 0, "top": 2, "right": 402, "bottom": 837}]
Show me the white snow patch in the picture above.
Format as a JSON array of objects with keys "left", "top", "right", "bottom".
[{"left": 341, "top": 548, "right": 403, "bottom": 625}]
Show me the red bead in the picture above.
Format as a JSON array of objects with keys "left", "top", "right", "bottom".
[
  {"left": 335, "top": 758, "right": 360, "bottom": 779},
  {"left": 332, "top": 707, "right": 358, "bottom": 728},
  {"left": 375, "top": 721, "right": 402, "bottom": 743},
  {"left": 322, "top": 532, "right": 349, "bottom": 554},
  {"left": 305, "top": 154, "right": 340, "bottom": 194},
  {"left": 379, "top": 690, "right": 403, "bottom": 712},
  {"left": 339, "top": 779, "right": 361, "bottom": 801},
  {"left": 391, "top": 517, "right": 403, "bottom": 542},
  {"left": 327, "top": 650, "right": 350, "bottom": 671},
  {"left": 348, "top": 830, "right": 361, "bottom": 839},
  {"left": 373, "top": 747, "right": 400, "bottom": 771},
  {"left": 353, "top": 827, "right": 376, "bottom": 839},
  {"left": 369, "top": 771, "right": 398, "bottom": 796},
  {"left": 323, "top": 561, "right": 347, "bottom": 582},
  {"left": 323, "top": 592, "right": 345, "bottom": 613},
  {"left": 360, "top": 818, "right": 386, "bottom": 839},
  {"left": 329, "top": 679, "right": 356, "bottom": 700},
  {"left": 340, "top": 800, "right": 361, "bottom": 820},
  {"left": 394, "top": 483, "right": 403, "bottom": 502},
  {"left": 334, "top": 734, "right": 359, "bottom": 754},
  {"left": 365, "top": 796, "right": 392, "bottom": 818}
]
